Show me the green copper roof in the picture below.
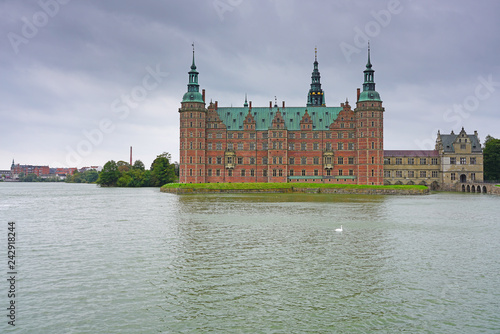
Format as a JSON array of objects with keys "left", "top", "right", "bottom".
[
  {"left": 216, "top": 106, "right": 342, "bottom": 131},
  {"left": 182, "top": 91, "right": 204, "bottom": 103},
  {"left": 358, "top": 90, "right": 381, "bottom": 102}
]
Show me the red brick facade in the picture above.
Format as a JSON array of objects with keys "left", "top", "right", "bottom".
[{"left": 179, "top": 50, "right": 384, "bottom": 185}]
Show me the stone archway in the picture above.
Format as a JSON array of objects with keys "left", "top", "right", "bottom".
[
  {"left": 430, "top": 181, "right": 440, "bottom": 191},
  {"left": 395, "top": 181, "right": 403, "bottom": 185},
  {"left": 407, "top": 180, "right": 415, "bottom": 185},
  {"left": 419, "top": 181, "right": 427, "bottom": 186},
  {"left": 466, "top": 185, "right": 470, "bottom": 192},
  {"left": 462, "top": 184, "right": 466, "bottom": 192},
  {"left": 477, "top": 186, "right": 481, "bottom": 193},
  {"left": 483, "top": 186, "right": 487, "bottom": 194},
  {"left": 460, "top": 174, "right": 467, "bottom": 183},
  {"left": 471, "top": 185, "right": 476, "bottom": 193}
]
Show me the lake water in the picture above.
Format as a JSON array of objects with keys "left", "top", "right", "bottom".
[{"left": 0, "top": 182, "right": 499, "bottom": 333}]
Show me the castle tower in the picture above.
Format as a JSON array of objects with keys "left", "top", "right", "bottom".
[
  {"left": 354, "top": 44, "right": 384, "bottom": 185},
  {"left": 307, "top": 48, "right": 325, "bottom": 107},
  {"left": 179, "top": 45, "right": 206, "bottom": 183}
]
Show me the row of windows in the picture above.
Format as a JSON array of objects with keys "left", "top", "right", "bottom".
[
  {"left": 384, "top": 170, "right": 439, "bottom": 178},
  {"left": 195, "top": 130, "right": 379, "bottom": 139},
  {"left": 450, "top": 157, "right": 476, "bottom": 165},
  {"left": 186, "top": 142, "right": 363, "bottom": 151},
  {"left": 450, "top": 172, "right": 476, "bottom": 181},
  {"left": 182, "top": 156, "right": 359, "bottom": 165},
  {"left": 184, "top": 169, "right": 357, "bottom": 177},
  {"left": 385, "top": 157, "right": 439, "bottom": 165}
]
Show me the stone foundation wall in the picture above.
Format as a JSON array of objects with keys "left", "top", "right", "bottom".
[{"left": 161, "top": 187, "right": 429, "bottom": 195}]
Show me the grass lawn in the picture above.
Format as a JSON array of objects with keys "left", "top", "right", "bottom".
[{"left": 161, "top": 182, "right": 427, "bottom": 191}]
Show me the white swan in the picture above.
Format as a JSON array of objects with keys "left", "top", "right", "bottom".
[{"left": 335, "top": 225, "right": 343, "bottom": 232}]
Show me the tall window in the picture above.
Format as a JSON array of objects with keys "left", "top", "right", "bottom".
[
  {"left": 420, "top": 171, "right": 426, "bottom": 178},
  {"left": 338, "top": 157, "right": 343, "bottom": 164},
  {"left": 241, "top": 169, "right": 246, "bottom": 177},
  {"left": 470, "top": 157, "right": 476, "bottom": 165},
  {"left": 460, "top": 157, "right": 467, "bottom": 165},
  {"left": 451, "top": 172, "right": 456, "bottom": 181},
  {"left": 289, "top": 157, "right": 295, "bottom": 165},
  {"left": 408, "top": 158, "right": 414, "bottom": 165},
  {"left": 396, "top": 158, "right": 402, "bottom": 165},
  {"left": 301, "top": 157, "right": 307, "bottom": 165},
  {"left": 338, "top": 142, "right": 343, "bottom": 150},
  {"left": 450, "top": 157, "right": 456, "bottom": 165},
  {"left": 420, "top": 158, "right": 427, "bottom": 165},
  {"left": 301, "top": 169, "right": 306, "bottom": 176}
]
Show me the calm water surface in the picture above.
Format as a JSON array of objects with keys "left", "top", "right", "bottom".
[{"left": 0, "top": 182, "right": 499, "bottom": 333}]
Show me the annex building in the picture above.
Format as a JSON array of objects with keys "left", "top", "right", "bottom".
[{"left": 178, "top": 47, "right": 483, "bottom": 188}]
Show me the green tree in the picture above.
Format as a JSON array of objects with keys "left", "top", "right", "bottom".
[
  {"left": 84, "top": 169, "right": 99, "bottom": 183},
  {"left": 484, "top": 135, "right": 500, "bottom": 181},
  {"left": 96, "top": 160, "right": 120, "bottom": 186},
  {"left": 23, "top": 173, "right": 38, "bottom": 182},
  {"left": 150, "top": 152, "right": 176, "bottom": 186},
  {"left": 117, "top": 161, "right": 131, "bottom": 173},
  {"left": 132, "top": 160, "right": 145, "bottom": 170}
]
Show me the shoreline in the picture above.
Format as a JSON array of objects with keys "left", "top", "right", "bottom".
[{"left": 161, "top": 183, "right": 430, "bottom": 195}]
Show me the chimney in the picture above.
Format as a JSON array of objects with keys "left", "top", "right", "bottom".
[
  {"left": 215, "top": 101, "right": 218, "bottom": 109},
  {"left": 202, "top": 89, "right": 205, "bottom": 103},
  {"left": 474, "top": 130, "right": 478, "bottom": 137},
  {"left": 269, "top": 101, "right": 272, "bottom": 108},
  {"left": 282, "top": 101, "right": 285, "bottom": 108},
  {"left": 357, "top": 88, "right": 360, "bottom": 102},
  {"left": 249, "top": 101, "right": 252, "bottom": 110}
]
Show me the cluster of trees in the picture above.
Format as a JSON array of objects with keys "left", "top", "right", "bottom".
[
  {"left": 65, "top": 169, "right": 99, "bottom": 183},
  {"left": 96, "top": 152, "right": 177, "bottom": 187},
  {"left": 17, "top": 173, "right": 61, "bottom": 182},
  {"left": 484, "top": 135, "right": 500, "bottom": 181}
]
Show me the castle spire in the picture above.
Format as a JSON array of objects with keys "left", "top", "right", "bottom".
[
  {"left": 307, "top": 47, "right": 325, "bottom": 107},
  {"left": 182, "top": 43, "right": 204, "bottom": 103},
  {"left": 244, "top": 93, "right": 248, "bottom": 107},
  {"left": 191, "top": 43, "right": 196, "bottom": 69},
  {"left": 358, "top": 43, "right": 381, "bottom": 102}
]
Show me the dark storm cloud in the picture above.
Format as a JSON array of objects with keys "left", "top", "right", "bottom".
[{"left": 1, "top": 0, "right": 499, "bottom": 168}]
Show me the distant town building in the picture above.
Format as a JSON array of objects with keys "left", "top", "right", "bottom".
[{"left": 10, "top": 159, "right": 50, "bottom": 179}]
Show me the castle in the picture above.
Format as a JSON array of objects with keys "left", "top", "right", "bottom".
[{"left": 178, "top": 46, "right": 483, "bottom": 189}]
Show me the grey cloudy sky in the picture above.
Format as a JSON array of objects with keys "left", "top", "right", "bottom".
[{"left": 1, "top": 0, "right": 499, "bottom": 169}]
